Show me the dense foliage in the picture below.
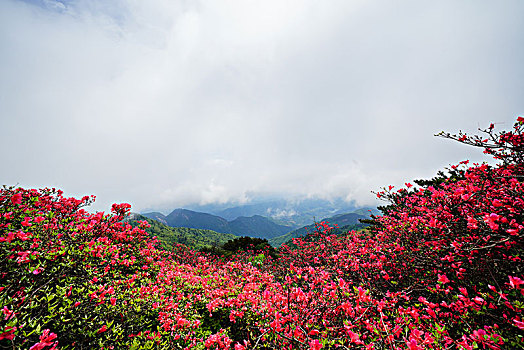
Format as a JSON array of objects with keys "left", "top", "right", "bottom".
[{"left": 1, "top": 118, "right": 523, "bottom": 349}]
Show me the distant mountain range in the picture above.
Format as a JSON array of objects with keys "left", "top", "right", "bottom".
[
  {"left": 141, "top": 204, "right": 380, "bottom": 245},
  {"left": 177, "top": 197, "right": 362, "bottom": 228},
  {"left": 142, "top": 209, "right": 293, "bottom": 239},
  {"left": 268, "top": 209, "right": 380, "bottom": 247}
]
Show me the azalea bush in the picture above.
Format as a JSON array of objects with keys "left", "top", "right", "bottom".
[
  {"left": 0, "top": 189, "right": 182, "bottom": 349},
  {"left": 1, "top": 118, "right": 523, "bottom": 349}
]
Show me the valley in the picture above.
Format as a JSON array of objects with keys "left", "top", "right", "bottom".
[{"left": 137, "top": 202, "right": 378, "bottom": 249}]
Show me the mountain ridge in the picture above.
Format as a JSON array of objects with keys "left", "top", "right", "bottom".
[
  {"left": 142, "top": 206, "right": 379, "bottom": 243},
  {"left": 143, "top": 209, "right": 293, "bottom": 239},
  {"left": 172, "top": 197, "right": 361, "bottom": 227},
  {"left": 268, "top": 209, "right": 379, "bottom": 247}
]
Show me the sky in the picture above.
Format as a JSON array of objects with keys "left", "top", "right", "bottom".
[{"left": 1, "top": 0, "right": 523, "bottom": 213}]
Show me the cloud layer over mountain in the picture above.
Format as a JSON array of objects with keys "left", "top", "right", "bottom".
[{"left": 1, "top": 0, "right": 523, "bottom": 211}]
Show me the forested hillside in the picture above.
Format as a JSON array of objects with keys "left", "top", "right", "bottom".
[
  {"left": 127, "top": 214, "right": 237, "bottom": 250},
  {"left": 228, "top": 215, "right": 291, "bottom": 238},
  {"left": 269, "top": 211, "right": 370, "bottom": 247}
]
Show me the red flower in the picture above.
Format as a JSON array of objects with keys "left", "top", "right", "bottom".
[
  {"left": 514, "top": 318, "right": 524, "bottom": 330},
  {"left": 29, "top": 329, "right": 57, "bottom": 350},
  {"left": 309, "top": 339, "right": 322, "bottom": 350},
  {"left": 0, "top": 327, "right": 16, "bottom": 340},
  {"left": 21, "top": 218, "right": 32, "bottom": 227},
  {"left": 438, "top": 274, "right": 450, "bottom": 284},
  {"left": 11, "top": 193, "right": 22, "bottom": 205},
  {"left": 509, "top": 276, "right": 523, "bottom": 289},
  {"left": 97, "top": 325, "right": 108, "bottom": 334},
  {"left": 2, "top": 306, "right": 13, "bottom": 321},
  {"left": 492, "top": 199, "right": 503, "bottom": 207},
  {"left": 406, "top": 339, "right": 423, "bottom": 350}
]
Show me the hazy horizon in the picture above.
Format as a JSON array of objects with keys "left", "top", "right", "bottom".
[{"left": 1, "top": 0, "right": 523, "bottom": 212}]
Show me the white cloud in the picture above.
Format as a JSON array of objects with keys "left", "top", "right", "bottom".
[{"left": 1, "top": 0, "right": 523, "bottom": 212}]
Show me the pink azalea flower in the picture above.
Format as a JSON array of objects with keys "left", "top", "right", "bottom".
[
  {"left": 309, "top": 339, "right": 322, "bottom": 350},
  {"left": 438, "top": 274, "right": 450, "bottom": 284}
]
